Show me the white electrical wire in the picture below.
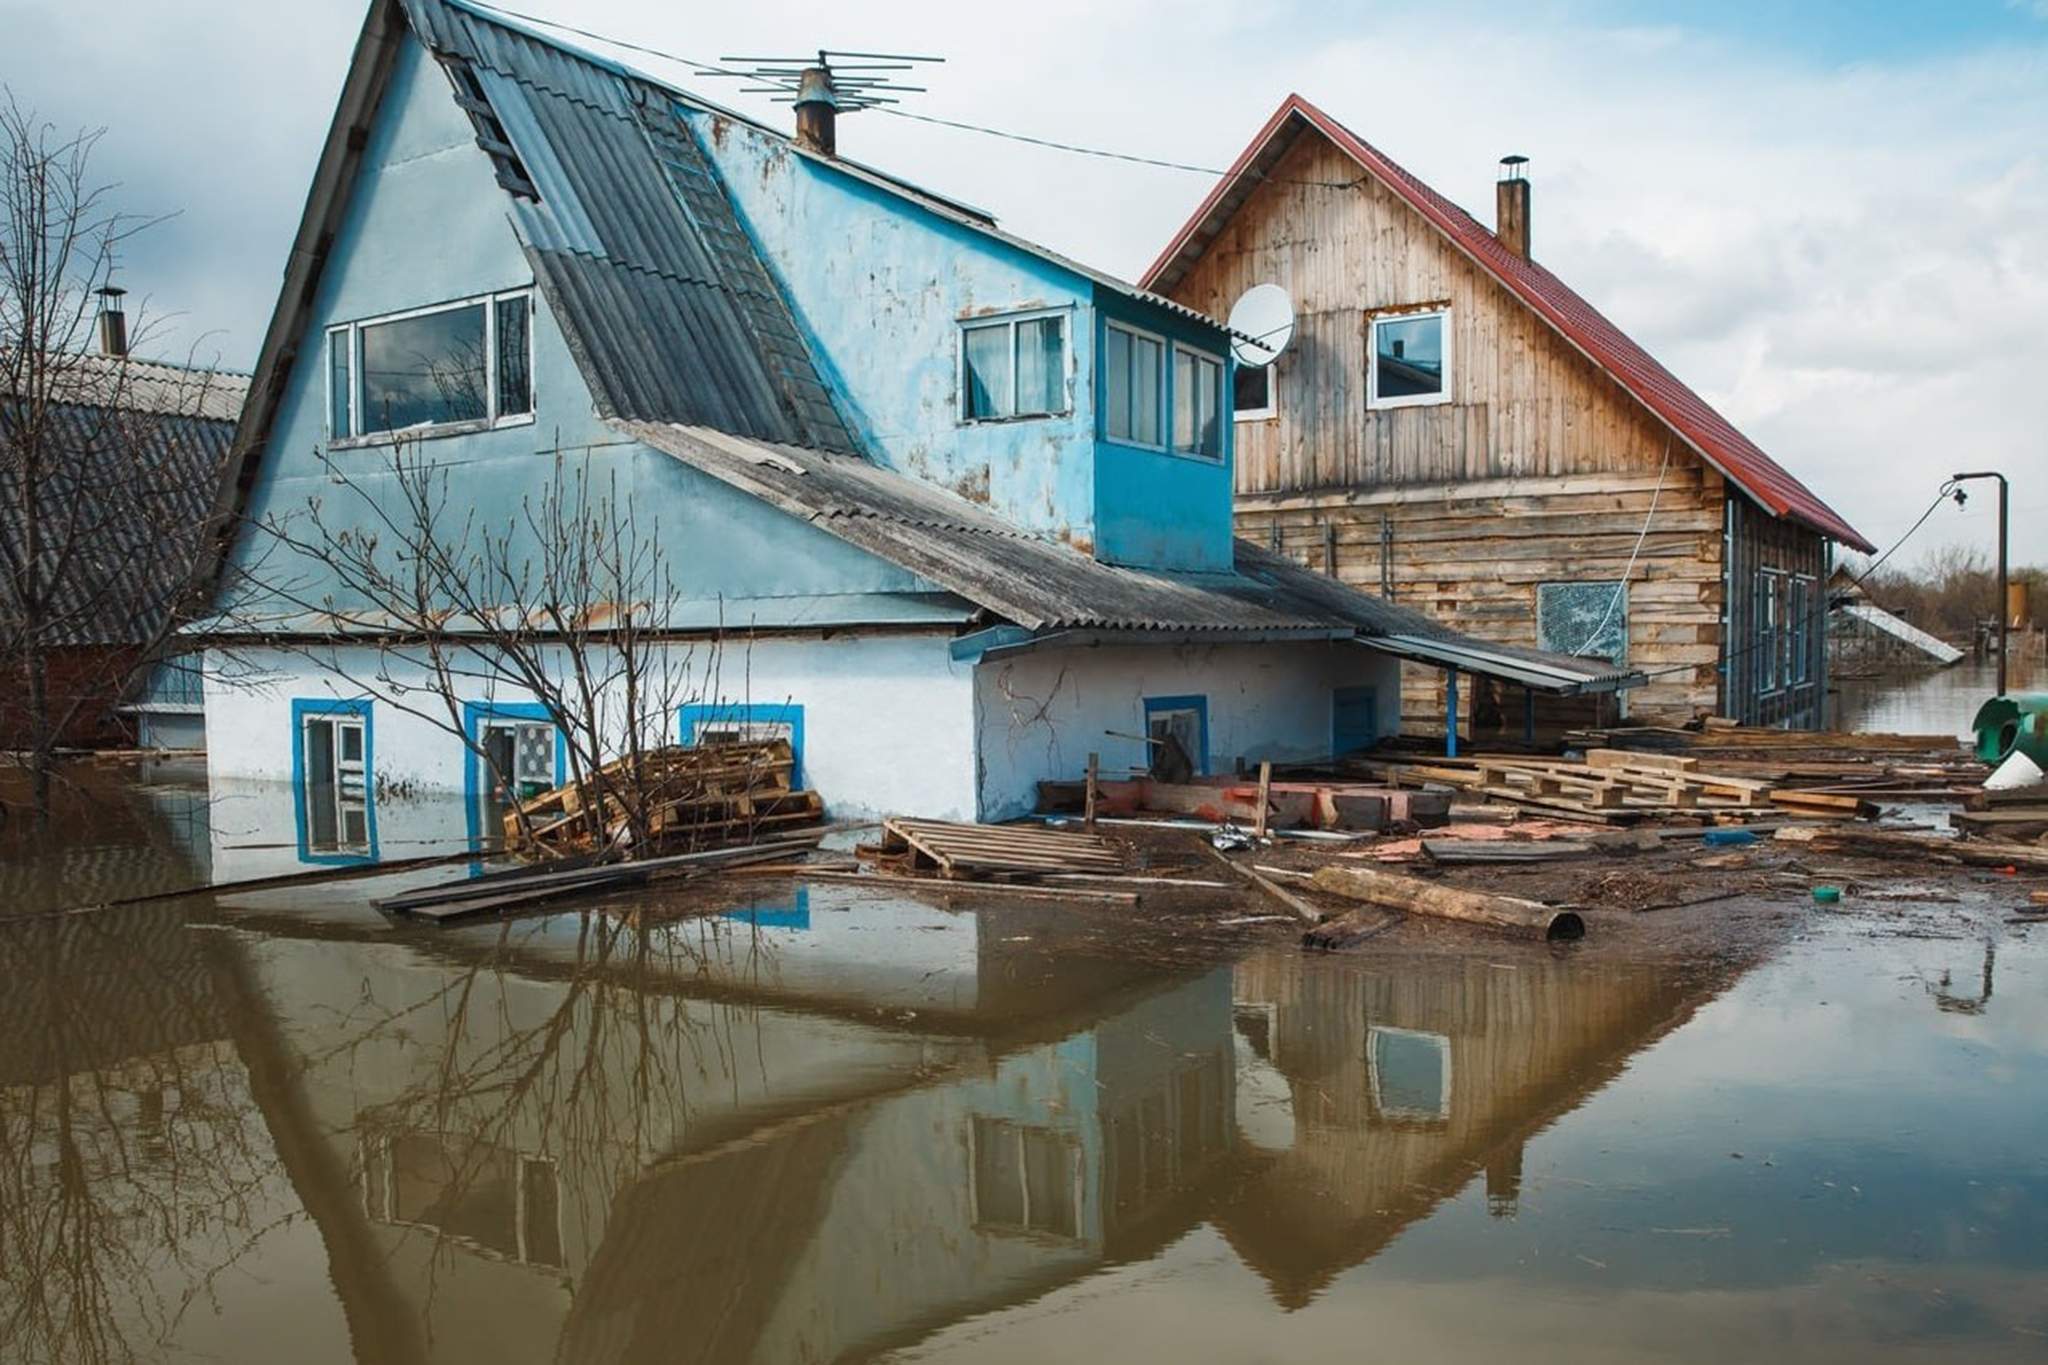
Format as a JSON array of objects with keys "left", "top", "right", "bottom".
[{"left": 1570, "top": 443, "right": 1669, "bottom": 657}]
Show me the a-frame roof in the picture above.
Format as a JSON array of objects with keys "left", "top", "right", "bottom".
[{"left": 1142, "top": 94, "right": 1874, "bottom": 553}]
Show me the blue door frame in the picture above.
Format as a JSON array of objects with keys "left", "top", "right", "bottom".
[
  {"left": 290, "top": 697, "right": 378, "bottom": 866},
  {"left": 462, "top": 700, "right": 568, "bottom": 848},
  {"left": 1332, "top": 684, "right": 1379, "bottom": 758}
]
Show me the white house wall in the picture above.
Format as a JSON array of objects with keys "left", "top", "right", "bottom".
[
  {"left": 203, "top": 632, "right": 979, "bottom": 823},
  {"left": 973, "top": 640, "right": 1405, "bottom": 820}
]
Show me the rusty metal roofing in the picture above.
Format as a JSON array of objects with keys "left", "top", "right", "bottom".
[
  {"left": 1142, "top": 95, "right": 1874, "bottom": 553},
  {"left": 618, "top": 419, "right": 1640, "bottom": 694},
  {"left": 402, "top": 0, "right": 855, "bottom": 450}
]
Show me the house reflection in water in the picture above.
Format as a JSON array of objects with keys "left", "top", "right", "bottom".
[
  {"left": 0, "top": 852, "right": 1748, "bottom": 1363},
  {"left": 1217, "top": 950, "right": 1720, "bottom": 1307}
]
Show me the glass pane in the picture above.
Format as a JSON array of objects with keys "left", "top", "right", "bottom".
[
  {"left": 328, "top": 330, "right": 352, "bottom": 439},
  {"left": 962, "top": 323, "right": 1013, "bottom": 420},
  {"left": 1132, "top": 333, "right": 1161, "bottom": 445},
  {"left": 495, "top": 294, "right": 532, "bottom": 418},
  {"left": 304, "top": 719, "right": 338, "bottom": 848},
  {"left": 1105, "top": 327, "right": 1132, "bottom": 441},
  {"left": 1173, "top": 350, "right": 1198, "bottom": 451},
  {"left": 1015, "top": 316, "right": 1063, "bottom": 415},
  {"left": 1375, "top": 314, "right": 1445, "bottom": 399},
  {"left": 1195, "top": 355, "right": 1220, "bottom": 457},
  {"left": 359, "top": 302, "right": 488, "bottom": 433},
  {"left": 339, "top": 721, "right": 364, "bottom": 764},
  {"left": 1233, "top": 363, "right": 1269, "bottom": 415}
]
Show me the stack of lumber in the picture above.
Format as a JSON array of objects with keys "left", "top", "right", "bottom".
[
  {"left": 1347, "top": 749, "right": 1800, "bottom": 822},
  {"left": 1565, "top": 724, "right": 1986, "bottom": 804},
  {"left": 862, "top": 818, "right": 1124, "bottom": 880},
  {"left": 1951, "top": 789, "right": 2048, "bottom": 844},
  {"left": 505, "top": 739, "right": 822, "bottom": 856}
]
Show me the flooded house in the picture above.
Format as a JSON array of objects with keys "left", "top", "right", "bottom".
[
  {"left": 191, "top": 0, "right": 1633, "bottom": 845},
  {"left": 1142, "top": 96, "right": 1874, "bottom": 734}
]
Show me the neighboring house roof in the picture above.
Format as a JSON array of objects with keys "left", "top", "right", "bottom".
[
  {"left": 1141, "top": 94, "right": 1874, "bottom": 553},
  {"left": 2, "top": 353, "right": 245, "bottom": 648}
]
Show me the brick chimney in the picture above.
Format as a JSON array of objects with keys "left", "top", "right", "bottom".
[{"left": 1496, "top": 155, "right": 1530, "bottom": 260}]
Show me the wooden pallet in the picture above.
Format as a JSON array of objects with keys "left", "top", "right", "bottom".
[
  {"left": 1360, "top": 753, "right": 1776, "bottom": 820},
  {"left": 872, "top": 818, "right": 1124, "bottom": 879}
]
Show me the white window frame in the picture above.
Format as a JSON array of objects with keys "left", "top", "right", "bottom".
[
  {"left": 326, "top": 287, "right": 536, "bottom": 446},
  {"left": 1169, "top": 342, "right": 1228, "bottom": 463},
  {"left": 1102, "top": 318, "right": 1168, "bottom": 452},
  {"left": 1367, "top": 307, "right": 1453, "bottom": 411},
  {"left": 966, "top": 1117, "right": 1085, "bottom": 1244},
  {"left": 956, "top": 307, "right": 1070, "bottom": 424},
  {"left": 1232, "top": 361, "right": 1275, "bottom": 422},
  {"left": 303, "top": 713, "right": 370, "bottom": 854}
]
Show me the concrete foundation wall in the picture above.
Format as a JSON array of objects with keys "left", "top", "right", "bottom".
[{"left": 972, "top": 640, "right": 1405, "bottom": 821}]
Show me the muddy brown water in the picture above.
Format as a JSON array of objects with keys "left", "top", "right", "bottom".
[{"left": 3, "top": 692, "right": 2047, "bottom": 1362}]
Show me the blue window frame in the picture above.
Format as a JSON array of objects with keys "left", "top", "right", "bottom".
[
  {"left": 463, "top": 700, "right": 567, "bottom": 848},
  {"left": 1142, "top": 694, "right": 1208, "bottom": 777},
  {"left": 721, "top": 888, "right": 812, "bottom": 932},
  {"left": 678, "top": 702, "right": 805, "bottom": 788},
  {"left": 1332, "top": 685, "right": 1379, "bottom": 758},
  {"left": 291, "top": 698, "right": 377, "bottom": 865}
]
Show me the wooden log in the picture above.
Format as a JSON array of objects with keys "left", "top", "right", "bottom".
[
  {"left": 1254, "top": 761, "right": 1272, "bottom": 839},
  {"left": 1084, "top": 752, "right": 1099, "bottom": 831},
  {"left": 1309, "top": 864, "right": 1586, "bottom": 940},
  {"left": 1774, "top": 825, "right": 2048, "bottom": 870},
  {"left": 1421, "top": 838, "right": 1598, "bottom": 864},
  {"left": 780, "top": 868, "right": 1138, "bottom": 905},
  {"left": 1206, "top": 844, "right": 1322, "bottom": 923}
]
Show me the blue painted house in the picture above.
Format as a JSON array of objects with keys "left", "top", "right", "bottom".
[{"left": 198, "top": 0, "right": 1628, "bottom": 850}]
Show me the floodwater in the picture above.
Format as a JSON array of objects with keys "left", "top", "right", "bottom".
[
  {"left": 3, "top": 728, "right": 2046, "bottom": 1362},
  {"left": 1832, "top": 658, "right": 2035, "bottom": 740}
]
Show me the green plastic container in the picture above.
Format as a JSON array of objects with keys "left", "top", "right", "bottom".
[
  {"left": 1971, "top": 693, "right": 2048, "bottom": 767},
  {"left": 1812, "top": 886, "right": 1842, "bottom": 905}
]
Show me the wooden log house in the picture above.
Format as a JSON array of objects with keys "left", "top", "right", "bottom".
[{"left": 1143, "top": 96, "right": 1873, "bottom": 734}]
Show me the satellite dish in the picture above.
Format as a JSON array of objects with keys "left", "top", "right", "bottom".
[{"left": 1227, "top": 283, "right": 1294, "bottom": 368}]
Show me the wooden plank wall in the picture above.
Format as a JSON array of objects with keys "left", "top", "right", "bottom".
[
  {"left": 1168, "top": 125, "right": 1739, "bottom": 732},
  {"left": 1238, "top": 465, "right": 1728, "bottom": 730}
]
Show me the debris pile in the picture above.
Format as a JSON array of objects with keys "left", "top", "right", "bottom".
[{"left": 505, "top": 738, "right": 823, "bottom": 856}]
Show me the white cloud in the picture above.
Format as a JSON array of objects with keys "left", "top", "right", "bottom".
[{"left": 5, "top": 0, "right": 2042, "bottom": 561}]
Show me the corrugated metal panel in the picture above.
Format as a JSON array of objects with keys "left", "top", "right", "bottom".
[
  {"left": 618, "top": 419, "right": 1641, "bottom": 693},
  {"left": 404, "top": 0, "right": 855, "bottom": 452},
  {"left": 1, "top": 395, "right": 239, "bottom": 647},
  {"left": 1142, "top": 95, "right": 1873, "bottom": 553},
  {"left": 1368, "top": 635, "right": 1639, "bottom": 695}
]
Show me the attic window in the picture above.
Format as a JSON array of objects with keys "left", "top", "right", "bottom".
[
  {"left": 960, "top": 311, "right": 1067, "bottom": 422},
  {"left": 439, "top": 56, "right": 539, "bottom": 201},
  {"left": 327, "top": 290, "right": 535, "bottom": 442},
  {"left": 1369, "top": 309, "right": 1451, "bottom": 409}
]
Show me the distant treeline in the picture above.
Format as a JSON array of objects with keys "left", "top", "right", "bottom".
[{"left": 1850, "top": 545, "right": 2044, "bottom": 641}]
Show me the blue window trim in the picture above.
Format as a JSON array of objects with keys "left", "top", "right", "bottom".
[
  {"left": 721, "top": 887, "right": 812, "bottom": 931},
  {"left": 290, "top": 697, "right": 378, "bottom": 866},
  {"left": 462, "top": 700, "right": 568, "bottom": 848},
  {"left": 678, "top": 701, "right": 805, "bottom": 789},
  {"left": 1142, "top": 694, "right": 1209, "bottom": 776}
]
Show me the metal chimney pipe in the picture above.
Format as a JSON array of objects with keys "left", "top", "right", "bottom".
[
  {"left": 794, "top": 65, "right": 838, "bottom": 156},
  {"left": 1496, "top": 155, "right": 1531, "bottom": 260},
  {"left": 96, "top": 284, "right": 129, "bottom": 357}
]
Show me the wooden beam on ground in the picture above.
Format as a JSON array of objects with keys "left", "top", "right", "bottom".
[{"left": 1310, "top": 864, "right": 1585, "bottom": 940}]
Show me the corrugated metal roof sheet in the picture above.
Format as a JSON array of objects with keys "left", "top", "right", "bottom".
[
  {"left": 1, "top": 389, "right": 240, "bottom": 648},
  {"left": 400, "top": 0, "right": 856, "bottom": 451},
  {"left": 617, "top": 419, "right": 1640, "bottom": 694},
  {"left": 3, "top": 351, "right": 250, "bottom": 423},
  {"left": 1141, "top": 95, "right": 1874, "bottom": 553}
]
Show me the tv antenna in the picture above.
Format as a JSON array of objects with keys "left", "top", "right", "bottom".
[{"left": 711, "top": 49, "right": 945, "bottom": 112}]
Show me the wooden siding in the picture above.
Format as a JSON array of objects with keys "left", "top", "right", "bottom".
[
  {"left": 1239, "top": 465, "right": 1727, "bottom": 730},
  {"left": 1164, "top": 124, "right": 1768, "bottom": 731}
]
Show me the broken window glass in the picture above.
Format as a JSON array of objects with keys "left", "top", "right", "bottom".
[{"left": 1537, "top": 581, "right": 1628, "bottom": 665}]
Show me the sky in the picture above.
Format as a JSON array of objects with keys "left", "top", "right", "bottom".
[{"left": 5, "top": 0, "right": 2044, "bottom": 567}]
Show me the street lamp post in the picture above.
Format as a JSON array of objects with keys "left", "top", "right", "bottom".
[{"left": 1949, "top": 471, "right": 2009, "bottom": 698}]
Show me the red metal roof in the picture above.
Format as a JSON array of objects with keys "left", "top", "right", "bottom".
[{"left": 1142, "top": 94, "right": 1874, "bottom": 553}]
